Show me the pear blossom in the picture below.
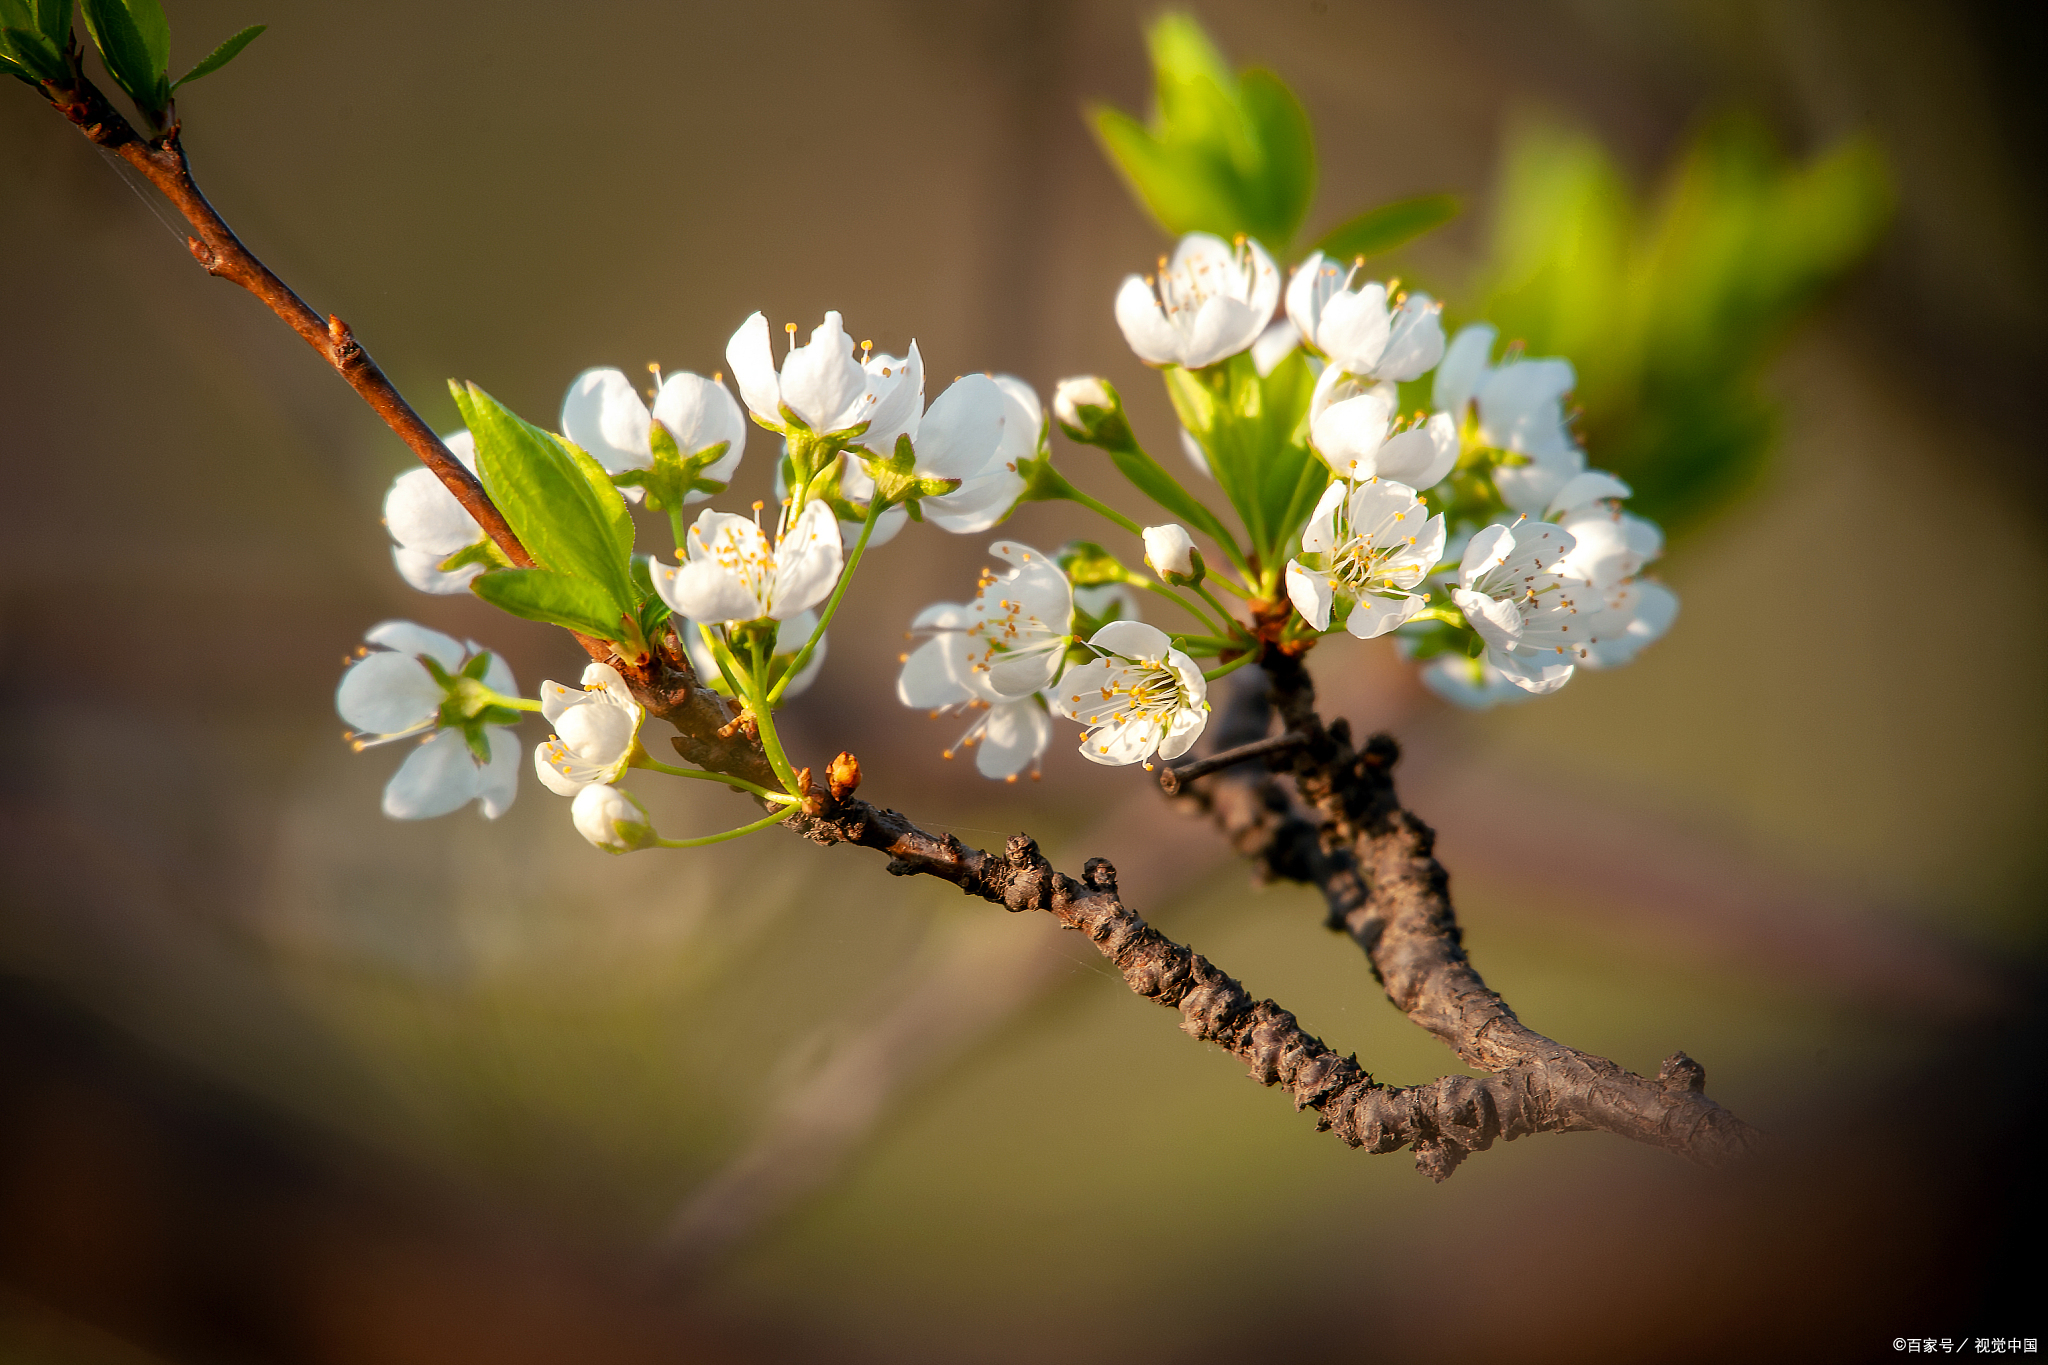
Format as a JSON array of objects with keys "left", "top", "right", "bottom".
[
  {"left": 533, "top": 662, "right": 644, "bottom": 797},
  {"left": 652, "top": 501, "right": 842, "bottom": 625},
  {"left": 335, "top": 621, "right": 521, "bottom": 819},
  {"left": 1143, "top": 523, "right": 1198, "bottom": 580},
  {"left": 1053, "top": 376, "right": 1115, "bottom": 438},
  {"left": 560, "top": 367, "right": 745, "bottom": 501},
  {"left": 684, "top": 609, "right": 828, "bottom": 700},
  {"left": 725, "top": 310, "right": 921, "bottom": 443},
  {"left": 1432, "top": 324, "right": 1587, "bottom": 514},
  {"left": 1285, "top": 479, "right": 1446, "bottom": 638},
  {"left": 944, "top": 540, "right": 1074, "bottom": 698},
  {"left": 849, "top": 366, "right": 1020, "bottom": 533},
  {"left": 1284, "top": 252, "right": 1445, "bottom": 380},
  {"left": 896, "top": 602, "right": 1052, "bottom": 781},
  {"left": 571, "top": 783, "right": 657, "bottom": 854},
  {"left": 1115, "top": 232, "right": 1282, "bottom": 370},
  {"left": 1054, "top": 620, "right": 1208, "bottom": 768},
  {"left": 1546, "top": 474, "right": 1678, "bottom": 670},
  {"left": 384, "top": 431, "right": 491, "bottom": 594},
  {"left": 1449, "top": 518, "right": 1597, "bottom": 694}
]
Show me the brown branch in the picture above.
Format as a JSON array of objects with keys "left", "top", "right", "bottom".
[
  {"left": 39, "top": 70, "right": 527, "bottom": 568},
  {"left": 36, "top": 74, "right": 1759, "bottom": 1181}
]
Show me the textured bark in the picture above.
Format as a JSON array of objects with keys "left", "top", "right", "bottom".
[{"left": 36, "top": 71, "right": 1759, "bottom": 1180}]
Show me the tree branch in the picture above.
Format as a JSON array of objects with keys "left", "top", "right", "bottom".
[{"left": 37, "top": 73, "right": 1759, "bottom": 1181}]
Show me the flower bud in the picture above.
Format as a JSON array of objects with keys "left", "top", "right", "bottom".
[
  {"left": 571, "top": 783, "right": 657, "bottom": 853},
  {"left": 1052, "top": 376, "right": 1134, "bottom": 449},
  {"left": 1142, "top": 523, "right": 1205, "bottom": 587}
]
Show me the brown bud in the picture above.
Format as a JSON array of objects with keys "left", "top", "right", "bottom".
[{"left": 828, "top": 751, "right": 862, "bottom": 802}]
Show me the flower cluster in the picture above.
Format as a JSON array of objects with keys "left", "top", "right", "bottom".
[{"left": 341, "top": 228, "right": 1678, "bottom": 845}]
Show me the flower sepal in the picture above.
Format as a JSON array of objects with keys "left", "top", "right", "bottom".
[
  {"left": 612, "top": 422, "right": 734, "bottom": 513},
  {"left": 860, "top": 432, "right": 964, "bottom": 510}
]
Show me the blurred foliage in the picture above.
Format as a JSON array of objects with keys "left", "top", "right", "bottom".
[
  {"left": 1475, "top": 115, "right": 1894, "bottom": 533},
  {"left": 1090, "top": 11, "right": 1458, "bottom": 263}
]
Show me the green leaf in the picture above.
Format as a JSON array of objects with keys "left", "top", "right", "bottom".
[
  {"left": 1237, "top": 68, "right": 1315, "bottom": 246},
  {"left": 79, "top": 0, "right": 170, "bottom": 112},
  {"left": 1, "top": 24, "right": 66, "bottom": 82},
  {"left": 1087, "top": 12, "right": 1322, "bottom": 250},
  {"left": 1314, "top": 194, "right": 1461, "bottom": 263},
  {"left": 471, "top": 568, "right": 628, "bottom": 641},
  {"left": 560, "top": 438, "right": 635, "bottom": 566},
  {"left": 173, "top": 23, "right": 263, "bottom": 89},
  {"left": 31, "top": 0, "right": 68, "bottom": 44},
  {"left": 1164, "top": 351, "right": 1322, "bottom": 566},
  {"left": 1093, "top": 413, "right": 1241, "bottom": 563},
  {"left": 449, "top": 381, "right": 637, "bottom": 615}
]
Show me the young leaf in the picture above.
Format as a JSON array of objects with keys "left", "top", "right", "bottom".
[
  {"left": 31, "top": 0, "right": 68, "bottom": 44},
  {"left": 471, "top": 568, "right": 627, "bottom": 641},
  {"left": 79, "top": 0, "right": 170, "bottom": 112},
  {"left": 1314, "top": 194, "right": 1461, "bottom": 263},
  {"left": 1, "top": 23, "right": 66, "bottom": 83},
  {"left": 560, "top": 438, "right": 635, "bottom": 566},
  {"left": 173, "top": 23, "right": 263, "bottom": 89},
  {"left": 449, "top": 381, "right": 636, "bottom": 616},
  {"left": 1237, "top": 68, "right": 1315, "bottom": 247}
]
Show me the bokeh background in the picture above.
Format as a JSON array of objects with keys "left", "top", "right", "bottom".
[{"left": 3, "top": 1, "right": 2044, "bottom": 1361}]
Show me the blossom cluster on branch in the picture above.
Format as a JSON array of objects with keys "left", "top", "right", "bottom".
[{"left": 337, "top": 226, "right": 1675, "bottom": 843}]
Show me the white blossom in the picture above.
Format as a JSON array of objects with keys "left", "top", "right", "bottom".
[
  {"left": 652, "top": 501, "right": 842, "bottom": 625},
  {"left": 533, "top": 662, "right": 644, "bottom": 797},
  {"left": 1052, "top": 376, "right": 1114, "bottom": 435},
  {"left": 683, "top": 609, "right": 828, "bottom": 700},
  {"left": 901, "top": 540, "right": 1073, "bottom": 701},
  {"left": 725, "top": 310, "right": 914, "bottom": 440},
  {"left": 1250, "top": 317, "right": 1301, "bottom": 376},
  {"left": 1433, "top": 324, "right": 1587, "bottom": 514},
  {"left": 1547, "top": 474, "right": 1678, "bottom": 670},
  {"left": 1142, "top": 523, "right": 1199, "bottom": 581},
  {"left": 571, "top": 783, "right": 657, "bottom": 853},
  {"left": 1115, "top": 232, "right": 1282, "bottom": 370},
  {"left": 1449, "top": 518, "right": 1597, "bottom": 694},
  {"left": 560, "top": 367, "right": 746, "bottom": 499},
  {"left": 1285, "top": 479, "right": 1445, "bottom": 638},
  {"left": 1284, "top": 252, "right": 1445, "bottom": 380},
  {"left": 850, "top": 366, "right": 1021, "bottom": 533},
  {"left": 335, "top": 621, "right": 520, "bottom": 819},
  {"left": 896, "top": 603, "right": 1052, "bottom": 781},
  {"left": 1054, "top": 620, "right": 1208, "bottom": 768},
  {"left": 384, "top": 431, "right": 487, "bottom": 594}
]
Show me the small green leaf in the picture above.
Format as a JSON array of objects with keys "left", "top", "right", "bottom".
[
  {"left": 1314, "top": 194, "right": 1461, "bottom": 264},
  {"left": 561, "top": 438, "right": 635, "bottom": 566},
  {"left": 450, "top": 381, "right": 637, "bottom": 616},
  {"left": 79, "top": 0, "right": 170, "bottom": 112},
  {"left": 1237, "top": 68, "right": 1315, "bottom": 246},
  {"left": 172, "top": 23, "right": 263, "bottom": 89},
  {"left": 1, "top": 23, "right": 66, "bottom": 82},
  {"left": 31, "top": 0, "right": 68, "bottom": 44},
  {"left": 471, "top": 568, "right": 628, "bottom": 641}
]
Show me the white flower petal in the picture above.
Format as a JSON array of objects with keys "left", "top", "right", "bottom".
[
  {"left": 913, "top": 373, "right": 1007, "bottom": 479},
  {"left": 770, "top": 500, "right": 845, "bottom": 618},
  {"left": 1285, "top": 561, "right": 1335, "bottom": 632},
  {"left": 780, "top": 311, "right": 867, "bottom": 432},
  {"left": 391, "top": 546, "right": 481, "bottom": 595},
  {"left": 385, "top": 466, "right": 481, "bottom": 556},
  {"left": 337, "top": 650, "right": 442, "bottom": 735},
  {"left": 1345, "top": 592, "right": 1424, "bottom": 640},
  {"left": 383, "top": 729, "right": 481, "bottom": 820},
  {"left": 725, "top": 312, "right": 782, "bottom": 425},
  {"left": 1114, "top": 274, "right": 1183, "bottom": 366},
  {"left": 1433, "top": 324, "right": 1495, "bottom": 415},
  {"left": 476, "top": 728, "right": 520, "bottom": 819},
  {"left": 1179, "top": 294, "right": 1260, "bottom": 370},
  {"left": 364, "top": 621, "right": 467, "bottom": 672},
  {"left": 561, "top": 368, "right": 652, "bottom": 475},
  {"left": 1373, "top": 412, "right": 1460, "bottom": 491},
  {"left": 976, "top": 700, "right": 1050, "bottom": 779}
]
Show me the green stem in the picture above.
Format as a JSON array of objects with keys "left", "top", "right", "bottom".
[
  {"left": 1138, "top": 580, "right": 1227, "bottom": 637},
  {"left": 768, "top": 496, "right": 879, "bottom": 706},
  {"left": 743, "top": 637, "right": 804, "bottom": 796},
  {"left": 629, "top": 749, "right": 800, "bottom": 804},
  {"left": 1203, "top": 574, "right": 1255, "bottom": 601},
  {"left": 1202, "top": 651, "right": 1258, "bottom": 683},
  {"left": 655, "top": 807, "right": 794, "bottom": 848},
  {"left": 668, "top": 506, "right": 688, "bottom": 554},
  {"left": 478, "top": 689, "right": 543, "bottom": 713},
  {"left": 698, "top": 622, "right": 751, "bottom": 702},
  {"left": 1193, "top": 583, "right": 1244, "bottom": 637},
  {"left": 1169, "top": 633, "right": 1239, "bottom": 653}
]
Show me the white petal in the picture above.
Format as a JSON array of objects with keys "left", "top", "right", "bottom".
[
  {"left": 1156, "top": 703, "right": 1207, "bottom": 762},
  {"left": 385, "top": 466, "right": 481, "bottom": 556},
  {"left": 1373, "top": 293, "right": 1446, "bottom": 381},
  {"left": 1545, "top": 469, "right": 1632, "bottom": 517},
  {"left": 1285, "top": 561, "right": 1336, "bottom": 632},
  {"left": 1114, "top": 275, "right": 1182, "bottom": 366},
  {"left": 1284, "top": 251, "right": 1338, "bottom": 344},
  {"left": 1374, "top": 411, "right": 1459, "bottom": 490},
  {"left": 1433, "top": 324, "right": 1495, "bottom": 415},
  {"left": 1458, "top": 523, "right": 1517, "bottom": 587},
  {"left": 382, "top": 729, "right": 481, "bottom": 820},
  {"left": 392, "top": 546, "right": 481, "bottom": 595},
  {"left": 913, "top": 373, "right": 1006, "bottom": 479},
  {"left": 476, "top": 728, "right": 520, "bottom": 818},
  {"left": 1315, "top": 282, "right": 1390, "bottom": 373},
  {"left": 769, "top": 500, "right": 845, "bottom": 618},
  {"left": 1345, "top": 592, "right": 1424, "bottom": 640},
  {"left": 859, "top": 341, "right": 925, "bottom": 453},
  {"left": 1300, "top": 481, "right": 1346, "bottom": 554},
  {"left": 653, "top": 370, "right": 748, "bottom": 472},
  {"left": 1310, "top": 385, "right": 1393, "bottom": 477},
  {"left": 1179, "top": 294, "right": 1261, "bottom": 370},
  {"left": 364, "top": 621, "right": 466, "bottom": 672},
  {"left": 1079, "top": 714, "right": 1161, "bottom": 767},
  {"left": 1178, "top": 426, "right": 1212, "bottom": 478},
  {"left": 1250, "top": 317, "right": 1300, "bottom": 376},
  {"left": 992, "top": 375, "right": 1045, "bottom": 463},
  {"left": 480, "top": 650, "right": 517, "bottom": 698},
  {"left": 1453, "top": 587, "right": 1525, "bottom": 653},
  {"left": 655, "top": 558, "right": 762, "bottom": 625},
  {"left": 724, "top": 312, "right": 783, "bottom": 425},
  {"left": 337, "top": 651, "right": 441, "bottom": 735},
  {"left": 560, "top": 368, "right": 652, "bottom": 475},
  {"left": 1489, "top": 645, "right": 1575, "bottom": 694},
  {"left": 780, "top": 311, "right": 867, "bottom": 432},
  {"left": 1087, "top": 618, "right": 1172, "bottom": 661},
  {"left": 923, "top": 465, "right": 1025, "bottom": 533},
  {"left": 976, "top": 700, "right": 1050, "bottom": 779}
]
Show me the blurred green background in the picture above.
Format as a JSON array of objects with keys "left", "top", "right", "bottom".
[{"left": 2, "top": 1, "right": 2043, "bottom": 1361}]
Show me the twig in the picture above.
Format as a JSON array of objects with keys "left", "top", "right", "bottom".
[{"left": 1155, "top": 732, "right": 1308, "bottom": 794}]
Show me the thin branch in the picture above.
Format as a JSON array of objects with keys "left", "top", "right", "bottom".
[{"left": 1156, "top": 731, "right": 1308, "bottom": 795}]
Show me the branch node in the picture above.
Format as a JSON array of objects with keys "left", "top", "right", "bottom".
[
  {"left": 827, "top": 751, "right": 861, "bottom": 802},
  {"left": 1082, "top": 857, "right": 1117, "bottom": 894},
  {"left": 326, "top": 313, "right": 363, "bottom": 367},
  {"left": 1658, "top": 1051, "right": 1708, "bottom": 1094}
]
